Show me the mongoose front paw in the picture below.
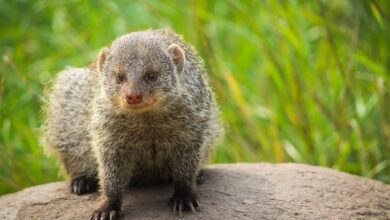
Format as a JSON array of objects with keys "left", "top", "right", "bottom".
[
  {"left": 168, "top": 186, "right": 200, "bottom": 217},
  {"left": 91, "top": 209, "right": 122, "bottom": 220},
  {"left": 91, "top": 200, "right": 122, "bottom": 220},
  {"left": 70, "top": 176, "right": 98, "bottom": 195}
]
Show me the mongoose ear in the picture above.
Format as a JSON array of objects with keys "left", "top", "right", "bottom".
[
  {"left": 97, "top": 47, "right": 111, "bottom": 73},
  {"left": 167, "top": 44, "right": 185, "bottom": 74}
]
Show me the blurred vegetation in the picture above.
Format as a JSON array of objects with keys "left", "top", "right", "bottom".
[{"left": 1, "top": 0, "right": 390, "bottom": 195}]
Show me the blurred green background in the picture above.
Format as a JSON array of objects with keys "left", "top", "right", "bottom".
[{"left": 1, "top": 0, "right": 390, "bottom": 195}]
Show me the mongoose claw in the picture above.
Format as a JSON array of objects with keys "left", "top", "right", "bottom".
[
  {"left": 168, "top": 190, "right": 200, "bottom": 217},
  {"left": 91, "top": 209, "right": 122, "bottom": 220},
  {"left": 70, "top": 176, "right": 98, "bottom": 195}
]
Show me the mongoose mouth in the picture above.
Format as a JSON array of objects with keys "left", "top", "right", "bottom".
[
  {"left": 126, "top": 102, "right": 153, "bottom": 109},
  {"left": 119, "top": 97, "right": 158, "bottom": 112}
]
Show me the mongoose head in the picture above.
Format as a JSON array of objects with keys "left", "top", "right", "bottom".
[{"left": 97, "top": 32, "right": 185, "bottom": 113}]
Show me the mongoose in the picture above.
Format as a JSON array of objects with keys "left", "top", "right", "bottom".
[{"left": 43, "top": 29, "right": 223, "bottom": 219}]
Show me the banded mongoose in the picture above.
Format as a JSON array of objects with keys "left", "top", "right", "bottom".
[{"left": 43, "top": 29, "right": 223, "bottom": 219}]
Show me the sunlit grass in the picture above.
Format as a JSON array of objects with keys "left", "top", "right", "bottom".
[{"left": 1, "top": 0, "right": 389, "bottom": 195}]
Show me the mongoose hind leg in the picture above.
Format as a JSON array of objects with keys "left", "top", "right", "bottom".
[
  {"left": 59, "top": 154, "right": 98, "bottom": 195},
  {"left": 70, "top": 175, "right": 98, "bottom": 195}
]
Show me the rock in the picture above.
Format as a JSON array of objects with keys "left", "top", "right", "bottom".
[{"left": 0, "top": 163, "right": 389, "bottom": 220}]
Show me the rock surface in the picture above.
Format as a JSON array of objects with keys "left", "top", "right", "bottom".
[{"left": 0, "top": 163, "right": 389, "bottom": 220}]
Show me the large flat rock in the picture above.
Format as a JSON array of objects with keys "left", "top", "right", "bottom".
[{"left": 0, "top": 163, "right": 389, "bottom": 219}]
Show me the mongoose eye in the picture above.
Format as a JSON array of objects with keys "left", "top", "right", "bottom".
[
  {"left": 116, "top": 75, "right": 126, "bottom": 84},
  {"left": 145, "top": 72, "right": 157, "bottom": 82}
]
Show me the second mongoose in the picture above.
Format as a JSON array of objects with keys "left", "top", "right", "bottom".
[{"left": 43, "top": 29, "right": 223, "bottom": 219}]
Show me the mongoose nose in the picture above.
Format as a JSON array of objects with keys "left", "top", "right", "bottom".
[{"left": 126, "top": 92, "right": 143, "bottom": 105}]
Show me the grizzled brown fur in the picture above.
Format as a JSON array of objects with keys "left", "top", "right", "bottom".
[{"left": 43, "top": 30, "right": 223, "bottom": 219}]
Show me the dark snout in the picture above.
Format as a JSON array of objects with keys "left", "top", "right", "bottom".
[{"left": 126, "top": 92, "right": 143, "bottom": 104}]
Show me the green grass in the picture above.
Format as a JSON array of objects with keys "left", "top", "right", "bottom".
[{"left": 1, "top": 0, "right": 389, "bottom": 195}]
